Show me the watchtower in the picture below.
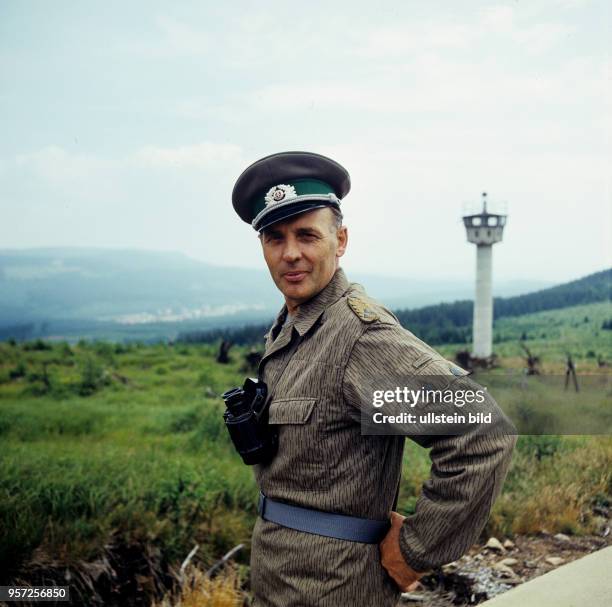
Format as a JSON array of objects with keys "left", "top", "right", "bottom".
[{"left": 462, "top": 193, "right": 507, "bottom": 358}]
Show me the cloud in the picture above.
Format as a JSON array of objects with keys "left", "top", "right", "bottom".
[
  {"left": 8, "top": 141, "right": 246, "bottom": 213},
  {"left": 354, "top": 22, "right": 476, "bottom": 59},
  {"left": 250, "top": 51, "right": 604, "bottom": 120},
  {"left": 13, "top": 142, "right": 246, "bottom": 181},
  {"left": 15, "top": 146, "right": 108, "bottom": 182},
  {"left": 132, "top": 142, "right": 244, "bottom": 169},
  {"left": 353, "top": 5, "right": 574, "bottom": 61},
  {"left": 481, "top": 6, "right": 574, "bottom": 54},
  {"left": 480, "top": 5, "right": 516, "bottom": 33},
  {"left": 154, "top": 15, "right": 210, "bottom": 56},
  {"left": 112, "top": 14, "right": 210, "bottom": 58}
]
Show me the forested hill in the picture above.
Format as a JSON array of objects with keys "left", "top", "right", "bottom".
[
  {"left": 180, "top": 268, "right": 611, "bottom": 346},
  {"left": 393, "top": 267, "right": 611, "bottom": 343}
]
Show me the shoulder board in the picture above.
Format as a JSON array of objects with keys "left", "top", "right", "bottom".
[{"left": 347, "top": 296, "right": 379, "bottom": 323}]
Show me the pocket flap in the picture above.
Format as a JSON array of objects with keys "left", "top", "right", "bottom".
[{"left": 268, "top": 398, "right": 316, "bottom": 424}]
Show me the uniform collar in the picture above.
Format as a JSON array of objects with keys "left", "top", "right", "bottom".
[
  {"left": 267, "top": 304, "right": 290, "bottom": 344},
  {"left": 293, "top": 267, "right": 350, "bottom": 336},
  {"left": 266, "top": 267, "right": 350, "bottom": 344}
]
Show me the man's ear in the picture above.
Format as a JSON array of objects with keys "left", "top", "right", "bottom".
[{"left": 336, "top": 226, "right": 348, "bottom": 258}]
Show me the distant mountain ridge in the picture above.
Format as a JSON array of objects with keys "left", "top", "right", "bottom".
[
  {"left": 179, "top": 269, "right": 612, "bottom": 347},
  {"left": 0, "top": 248, "right": 277, "bottom": 325},
  {"left": 392, "top": 268, "right": 612, "bottom": 344},
  {"left": 0, "top": 247, "right": 552, "bottom": 330}
]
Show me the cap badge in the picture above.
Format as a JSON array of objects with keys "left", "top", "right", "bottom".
[{"left": 265, "top": 184, "right": 297, "bottom": 207}]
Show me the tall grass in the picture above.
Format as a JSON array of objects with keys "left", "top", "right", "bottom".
[
  {"left": 152, "top": 566, "right": 245, "bottom": 607},
  {"left": 0, "top": 338, "right": 611, "bottom": 601},
  {"left": 0, "top": 341, "right": 256, "bottom": 581},
  {"left": 490, "top": 436, "right": 612, "bottom": 536}
]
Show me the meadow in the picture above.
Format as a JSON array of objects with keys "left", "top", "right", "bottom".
[
  {"left": 0, "top": 301, "right": 610, "bottom": 604},
  {"left": 435, "top": 301, "right": 611, "bottom": 367}
]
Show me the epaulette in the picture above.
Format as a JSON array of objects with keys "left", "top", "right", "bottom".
[{"left": 347, "top": 296, "right": 379, "bottom": 323}]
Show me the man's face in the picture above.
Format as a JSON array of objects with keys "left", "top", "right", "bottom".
[{"left": 260, "top": 208, "right": 348, "bottom": 311}]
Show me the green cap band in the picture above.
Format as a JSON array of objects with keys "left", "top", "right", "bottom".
[{"left": 251, "top": 178, "right": 334, "bottom": 217}]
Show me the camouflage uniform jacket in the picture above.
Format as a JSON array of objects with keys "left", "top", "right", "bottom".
[{"left": 250, "top": 267, "right": 516, "bottom": 607}]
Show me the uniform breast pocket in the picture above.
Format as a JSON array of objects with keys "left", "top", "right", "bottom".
[{"left": 261, "top": 398, "right": 329, "bottom": 493}]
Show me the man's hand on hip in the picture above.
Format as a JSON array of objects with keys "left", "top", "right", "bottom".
[{"left": 379, "top": 511, "right": 425, "bottom": 592}]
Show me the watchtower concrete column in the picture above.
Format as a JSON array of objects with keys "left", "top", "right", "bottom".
[
  {"left": 462, "top": 193, "right": 507, "bottom": 359},
  {"left": 474, "top": 243, "right": 493, "bottom": 357}
]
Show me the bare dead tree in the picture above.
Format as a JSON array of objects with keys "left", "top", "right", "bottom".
[
  {"left": 565, "top": 353, "right": 579, "bottom": 392},
  {"left": 455, "top": 350, "right": 472, "bottom": 372},
  {"left": 244, "top": 349, "right": 263, "bottom": 373},
  {"left": 217, "top": 340, "right": 232, "bottom": 364},
  {"left": 520, "top": 343, "right": 540, "bottom": 375},
  {"left": 204, "top": 544, "right": 244, "bottom": 579}
]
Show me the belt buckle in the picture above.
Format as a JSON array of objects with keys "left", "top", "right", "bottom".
[{"left": 257, "top": 491, "right": 266, "bottom": 518}]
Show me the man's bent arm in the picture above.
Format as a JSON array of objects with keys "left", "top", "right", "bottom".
[
  {"left": 396, "top": 420, "right": 515, "bottom": 571},
  {"left": 342, "top": 321, "right": 517, "bottom": 572}
]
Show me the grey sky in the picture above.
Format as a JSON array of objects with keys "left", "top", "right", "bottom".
[{"left": 1, "top": 0, "right": 610, "bottom": 282}]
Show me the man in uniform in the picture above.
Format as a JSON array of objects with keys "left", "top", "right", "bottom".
[{"left": 230, "top": 151, "right": 517, "bottom": 606}]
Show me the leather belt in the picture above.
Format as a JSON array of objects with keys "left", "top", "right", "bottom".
[{"left": 257, "top": 491, "right": 391, "bottom": 544}]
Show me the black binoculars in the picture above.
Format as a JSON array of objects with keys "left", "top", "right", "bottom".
[{"left": 222, "top": 378, "right": 278, "bottom": 465}]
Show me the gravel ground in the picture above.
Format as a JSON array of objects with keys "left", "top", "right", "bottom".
[{"left": 397, "top": 532, "right": 611, "bottom": 606}]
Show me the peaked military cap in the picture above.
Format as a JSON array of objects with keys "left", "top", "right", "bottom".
[{"left": 232, "top": 151, "right": 351, "bottom": 231}]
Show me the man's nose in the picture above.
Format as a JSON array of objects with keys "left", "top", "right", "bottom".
[{"left": 282, "top": 238, "right": 302, "bottom": 263}]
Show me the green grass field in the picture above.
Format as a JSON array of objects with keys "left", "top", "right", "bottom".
[
  {"left": 0, "top": 341, "right": 257, "bottom": 576},
  {"left": 435, "top": 301, "right": 611, "bottom": 367},
  {"left": 0, "top": 301, "right": 610, "bottom": 602}
]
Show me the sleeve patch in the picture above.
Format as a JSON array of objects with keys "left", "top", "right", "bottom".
[{"left": 449, "top": 363, "right": 469, "bottom": 376}]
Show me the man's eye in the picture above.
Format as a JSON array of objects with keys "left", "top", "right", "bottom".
[{"left": 299, "top": 234, "right": 317, "bottom": 241}]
